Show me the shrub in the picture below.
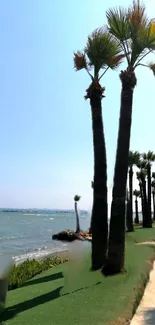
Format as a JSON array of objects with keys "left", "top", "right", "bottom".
[{"left": 8, "top": 255, "right": 68, "bottom": 290}]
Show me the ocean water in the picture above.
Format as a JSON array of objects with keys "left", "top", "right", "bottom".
[{"left": 0, "top": 210, "right": 91, "bottom": 264}]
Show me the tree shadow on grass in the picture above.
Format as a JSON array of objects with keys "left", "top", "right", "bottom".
[
  {"left": 0, "top": 281, "right": 102, "bottom": 323},
  {"left": 22, "top": 272, "right": 63, "bottom": 287},
  {"left": 0, "top": 286, "right": 63, "bottom": 323}
]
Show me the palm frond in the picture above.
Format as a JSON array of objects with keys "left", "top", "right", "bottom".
[
  {"left": 128, "top": 150, "right": 140, "bottom": 165},
  {"left": 137, "top": 160, "right": 147, "bottom": 170},
  {"left": 74, "top": 51, "right": 88, "bottom": 71},
  {"left": 130, "top": 24, "right": 151, "bottom": 65},
  {"left": 106, "top": 7, "right": 130, "bottom": 41},
  {"left": 134, "top": 22, "right": 155, "bottom": 53},
  {"left": 128, "top": 0, "right": 148, "bottom": 31},
  {"left": 142, "top": 151, "right": 155, "bottom": 161},
  {"left": 145, "top": 21, "right": 155, "bottom": 50},
  {"left": 128, "top": 1, "right": 154, "bottom": 66},
  {"left": 108, "top": 54, "right": 125, "bottom": 68},
  {"left": 138, "top": 169, "right": 147, "bottom": 179},
  {"left": 141, "top": 152, "right": 147, "bottom": 160},
  {"left": 106, "top": 1, "right": 155, "bottom": 69},
  {"left": 149, "top": 62, "right": 155, "bottom": 76},
  {"left": 74, "top": 195, "right": 81, "bottom": 202},
  {"left": 85, "top": 28, "right": 123, "bottom": 77},
  {"left": 85, "top": 28, "right": 108, "bottom": 76}
]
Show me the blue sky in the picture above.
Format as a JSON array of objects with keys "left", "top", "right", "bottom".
[{"left": 0, "top": 0, "right": 154, "bottom": 210}]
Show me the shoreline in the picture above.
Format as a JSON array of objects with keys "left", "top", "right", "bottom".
[
  {"left": 12, "top": 239, "right": 92, "bottom": 266},
  {"left": 13, "top": 248, "right": 69, "bottom": 265}
]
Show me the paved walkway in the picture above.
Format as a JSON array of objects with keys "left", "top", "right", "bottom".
[{"left": 130, "top": 260, "right": 155, "bottom": 325}]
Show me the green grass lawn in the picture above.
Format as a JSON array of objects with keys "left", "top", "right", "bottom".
[
  {"left": 1, "top": 227, "right": 155, "bottom": 325},
  {"left": 127, "top": 226, "right": 155, "bottom": 243}
]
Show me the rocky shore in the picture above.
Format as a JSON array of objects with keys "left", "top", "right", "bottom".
[{"left": 52, "top": 229, "right": 92, "bottom": 242}]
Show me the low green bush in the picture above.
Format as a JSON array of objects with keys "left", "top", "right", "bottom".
[{"left": 8, "top": 255, "right": 68, "bottom": 290}]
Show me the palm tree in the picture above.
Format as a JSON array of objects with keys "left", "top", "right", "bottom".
[
  {"left": 126, "top": 151, "right": 140, "bottom": 231},
  {"left": 74, "top": 28, "right": 123, "bottom": 270},
  {"left": 74, "top": 195, "right": 81, "bottom": 233},
  {"left": 103, "top": 0, "right": 155, "bottom": 275},
  {"left": 136, "top": 171, "right": 145, "bottom": 225},
  {"left": 142, "top": 151, "right": 155, "bottom": 226},
  {"left": 152, "top": 188, "right": 155, "bottom": 221},
  {"left": 151, "top": 172, "right": 155, "bottom": 221},
  {"left": 126, "top": 188, "right": 131, "bottom": 230},
  {"left": 137, "top": 160, "right": 150, "bottom": 228},
  {"left": 137, "top": 162, "right": 148, "bottom": 227},
  {"left": 133, "top": 189, "right": 140, "bottom": 224}
]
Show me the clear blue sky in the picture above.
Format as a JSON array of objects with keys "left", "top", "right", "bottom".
[{"left": 0, "top": 0, "right": 154, "bottom": 210}]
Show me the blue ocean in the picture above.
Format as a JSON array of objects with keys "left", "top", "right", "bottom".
[{"left": 0, "top": 210, "right": 90, "bottom": 264}]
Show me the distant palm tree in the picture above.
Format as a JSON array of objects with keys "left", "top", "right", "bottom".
[
  {"left": 126, "top": 188, "right": 130, "bottom": 230},
  {"left": 126, "top": 151, "right": 140, "bottom": 231},
  {"left": 136, "top": 172, "right": 145, "bottom": 225},
  {"left": 151, "top": 173, "right": 155, "bottom": 221},
  {"left": 137, "top": 162, "right": 148, "bottom": 227},
  {"left": 133, "top": 190, "right": 140, "bottom": 224},
  {"left": 74, "top": 195, "right": 81, "bottom": 233},
  {"left": 142, "top": 151, "right": 155, "bottom": 226},
  {"left": 74, "top": 28, "right": 123, "bottom": 270},
  {"left": 104, "top": 0, "right": 155, "bottom": 275},
  {"left": 152, "top": 188, "right": 155, "bottom": 221}
]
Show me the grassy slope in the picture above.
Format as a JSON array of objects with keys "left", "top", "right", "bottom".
[{"left": 1, "top": 228, "right": 155, "bottom": 325}]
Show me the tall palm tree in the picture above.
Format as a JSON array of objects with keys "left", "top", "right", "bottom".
[
  {"left": 74, "top": 28, "right": 123, "bottom": 270},
  {"left": 142, "top": 151, "right": 155, "bottom": 226},
  {"left": 74, "top": 195, "right": 81, "bottom": 233},
  {"left": 133, "top": 189, "right": 140, "bottom": 224},
  {"left": 137, "top": 162, "right": 148, "bottom": 227},
  {"left": 126, "top": 151, "right": 140, "bottom": 231},
  {"left": 103, "top": 0, "right": 155, "bottom": 275}
]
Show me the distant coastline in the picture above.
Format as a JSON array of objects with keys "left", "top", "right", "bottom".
[{"left": 0, "top": 208, "right": 88, "bottom": 214}]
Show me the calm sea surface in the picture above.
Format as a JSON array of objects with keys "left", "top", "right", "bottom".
[
  {"left": 0, "top": 210, "right": 90, "bottom": 263},
  {"left": 0, "top": 209, "right": 143, "bottom": 264}
]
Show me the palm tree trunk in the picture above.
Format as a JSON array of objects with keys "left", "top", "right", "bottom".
[
  {"left": 125, "top": 192, "right": 127, "bottom": 231},
  {"left": 135, "top": 199, "right": 139, "bottom": 224},
  {"left": 152, "top": 192, "right": 155, "bottom": 221},
  {"left": 126, "top": 167, "right": 134, "bottom": 232},
  {"left": 126, "top": 188, "right": 132, "bottom": 231},
  {"left": 126, "top": 196, "right": 131, "bottom": 230},
  {"left": 147, "top": 164, "right": 152, "bottom": 227},
  {"left": 141, "top": 175, "right": 150, "bottom": 227},
  {"left": 89, "top": 82, "right": 108, "bottom": 270},
  {"left": 103, "top": 70, "right": 136, "bottom": 275},
  {"left": 75, "top": 202, "right": 80, "bottom": 233},
  {"left": 141, "top": 177, "right": 149, "bottom": 227},
  {"left": 139, "top": 181, "right": 145, "bottom": 227}
]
